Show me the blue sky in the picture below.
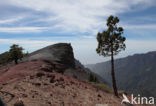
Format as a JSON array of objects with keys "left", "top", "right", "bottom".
[{"left": 0, "top": 0, "right": 156, "bottom": 64}]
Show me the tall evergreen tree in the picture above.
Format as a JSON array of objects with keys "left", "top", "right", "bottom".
[
  {"left": 9, "top": 44, "right": 24, "bottom": 64},
  {"left": 96, "top": 15, "right": 126, "bottom": 97}
]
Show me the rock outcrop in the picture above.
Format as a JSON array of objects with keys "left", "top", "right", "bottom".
[{"left": 24, "top": 43, "right": 75, "bottom": 68}]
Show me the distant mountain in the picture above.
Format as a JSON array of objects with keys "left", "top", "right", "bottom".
[
  {"left": 86, "top": 51, "right": 156, "bottom": 97},
  {"left": 75, "top": 59, "right": 107, "bottom": 83}
]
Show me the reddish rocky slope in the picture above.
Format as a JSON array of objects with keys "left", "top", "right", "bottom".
[{"left": 0, "top": 59, "right": 127, "bottom": 106}]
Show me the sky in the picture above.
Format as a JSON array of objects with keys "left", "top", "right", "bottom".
[{"left": 0, "top": 0, "right": 156, "bottom": 64}]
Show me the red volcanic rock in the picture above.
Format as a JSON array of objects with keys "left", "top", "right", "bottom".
[
  {"left": 36, "top": 72, "right": 45, "bottom": 77},
  {"left": 0, "top": 59, "right": 67, "bottom": 84},
  {"left": 0, "top": 59, "right": 130, "bottom": 106},
  {"left": 14, "top": 98, "right": 24, "bottom": 106},
  {"left": 50, "top": 78, "right": 55, "bottom": 83}
]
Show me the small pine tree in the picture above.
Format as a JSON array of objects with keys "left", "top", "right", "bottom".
[{"left": 9, "top": 44, "right": 24, "bottom": 64}]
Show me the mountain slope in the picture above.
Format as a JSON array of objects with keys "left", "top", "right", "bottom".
[
  {"left": 75, "top": 59, "right": 107, "bottom": 83},
  {"left": 0, "top": 43, "right": 127, "bottom": 106},
  {"left": 22, "top": 43, "right": 105, "bottom": 82},
  {"left": 86, "top": 51, "right": 156, "bottom": 97},
  {"left": 0, "top": 59, "right": 124, "bottom": 106}
]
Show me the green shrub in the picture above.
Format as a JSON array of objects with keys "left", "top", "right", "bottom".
[
  {"left": 89, "top": 82, "right": 113, "bottom": 93},
  {"left": 88, "top": 73, "right": 97, "bottom": 82}
]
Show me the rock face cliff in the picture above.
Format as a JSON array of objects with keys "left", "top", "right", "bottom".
[
  {"left": 22, "top": 43, "right": 92, "bottom": 81},
  {"left": 22, "top": 43, "right": 105, "bottom": 82},
  {"left": 24, "top": 43, "right": 75, "bottom": 68}
]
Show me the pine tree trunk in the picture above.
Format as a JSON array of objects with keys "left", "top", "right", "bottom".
[
  {"left": 15, "top": 59, "right": 18, "bottom": 64},
  {"left": 111, "top": 50, "right": 118, "bottom": 97}
]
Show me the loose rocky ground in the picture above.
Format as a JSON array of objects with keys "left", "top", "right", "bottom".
[{"left": 0, "top": 59, "right": 147, "bottom": 106}]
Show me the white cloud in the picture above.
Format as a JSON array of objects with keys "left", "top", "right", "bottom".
[
  {"left": 0, "top": 0, "right": 155, "bottom": 33},
  {"left": 0, "top": 38, "right": 57, "bottom": 54},
  {"left": 0, "top": 38, "right": 54, "bottom": 46},
  {"left": 82, "top": 35, "right": 95, "bottom": 39},
  {"left": 0, "top": 16, "right": 24, "bottom": 24},
  {"left": 123, "top": 24, "right": 156, "bottom": 30},
  {"left": 0, "top": 27, "right": 48, "bottom": 33}
]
